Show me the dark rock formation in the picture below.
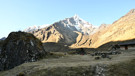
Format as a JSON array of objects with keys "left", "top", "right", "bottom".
[{"left": 0, "top": 31, "right": 46, "bottom": 71}]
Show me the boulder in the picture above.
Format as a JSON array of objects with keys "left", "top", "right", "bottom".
[{"left": 0, "top": 31, "right": 46, "bottom": 71}]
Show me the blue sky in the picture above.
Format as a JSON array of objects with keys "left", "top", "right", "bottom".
[{"left": 0, "top": 0, "right": 135, "bottom": 38}]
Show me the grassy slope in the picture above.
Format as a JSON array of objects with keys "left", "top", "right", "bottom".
[
  {"left": 108, "top": 59, "right": 135, "bottom": 76},
  {"left": 0, "top": 50, "right": 135, "bottom": 76}
]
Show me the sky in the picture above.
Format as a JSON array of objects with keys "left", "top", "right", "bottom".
[{"left": 0, "top": 0, "right": 135, "bottom": 38}]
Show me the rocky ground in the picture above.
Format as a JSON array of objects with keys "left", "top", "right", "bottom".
[{"left": 0, "top": 50, "right": 135, "bottom": 76}]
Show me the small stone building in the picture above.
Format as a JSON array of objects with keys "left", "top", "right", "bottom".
[{"left": 119, "top": 42, "right": 135, "bottom": 50}]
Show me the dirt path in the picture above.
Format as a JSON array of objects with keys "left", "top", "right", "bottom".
[{"left": 0, "top": 50, "right": 135, "bottom": 76}]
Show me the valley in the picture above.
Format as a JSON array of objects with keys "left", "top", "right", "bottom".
[
  {"left": 0, "top": 49, "right": 135, "bottom": 76},
  {"left": 0, "top": 9, "right": 135, "bottom": 76}
]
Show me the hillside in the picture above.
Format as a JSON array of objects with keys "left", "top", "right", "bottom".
[{"left": 90, "top": 9, "right": 135, "bottom": 48}]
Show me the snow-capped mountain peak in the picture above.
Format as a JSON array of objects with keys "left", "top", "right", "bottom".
[
  {"left": 56, "top": 15, "right": 97, "bottom": 35},
  {"left": 24, "top": 15, "right": 98, "bottom": 35},
  {"left": 73, "top": 14, "right": 80, "bottom": 20},
  {"left": 24, "top": 24, "right": 50, "bottom": 32}
]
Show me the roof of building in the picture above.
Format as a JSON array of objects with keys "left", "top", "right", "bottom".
[{"left": 119, "top": 41, "right": 135, "bottom": 46}]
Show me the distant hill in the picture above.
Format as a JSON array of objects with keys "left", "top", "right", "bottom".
[
  {"left": 24, "top": 24, "right": 50, "bottom": 33},
  {"left": 0, "top": 37, "right": 6, "bottom": 41}
]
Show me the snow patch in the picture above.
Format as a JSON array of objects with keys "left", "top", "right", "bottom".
[
  {"left": 38, "top": 24, "right": 50, "bottom": 29},
  {"left": 83, "top": 24, "right": 91, "bottom": 27},
  {"left": 24, "top": 24, "right": 50, "bottom": 32},
  {"left": 67, "top": 24, "right": 71, "bottom": 28},
  {"left": 74, "top": 25, "right": 80, "bottom": 31}
]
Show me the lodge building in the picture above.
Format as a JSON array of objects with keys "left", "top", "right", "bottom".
[{"left": 119, "top": 42, "right": 135, "bottom": 50}]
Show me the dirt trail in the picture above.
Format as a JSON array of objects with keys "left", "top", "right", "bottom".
[{"left": 0, "top": 50, "right": 135, "bottom": 76}]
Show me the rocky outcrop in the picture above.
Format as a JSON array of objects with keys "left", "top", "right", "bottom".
[{"left": 0, "top": 31, "right": 46, "bottom": 71}]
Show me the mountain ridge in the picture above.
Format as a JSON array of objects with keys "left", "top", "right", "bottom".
[
  {"left": 24, "top": 9, "right": 135, "bottom": 49},
  {"left": 90, "top": 9, "right": 135, "bottom": 48},
  {"left": 25, "top": 15, "right": 97, "bottom": 35},
  {"left": 27, "top": 14, "right": 99, "bottom": 47}
]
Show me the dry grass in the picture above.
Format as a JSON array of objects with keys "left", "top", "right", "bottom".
[
  {"left": 0, "top": 50, "right": 135, "bottom": 76},
  {"left": 108, "top": 59, "right": 135, "bottom": 76}
]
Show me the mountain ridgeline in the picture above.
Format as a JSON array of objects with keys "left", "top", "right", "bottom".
[
  {"left": 26, "top": 15, "right": 98, "bottom": 47},
  {"left": 25, "top": 9, "right": 135, "bottom": 49},
  {"left": 90, "top": 9, "right": 135, "bottom": 48}
]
